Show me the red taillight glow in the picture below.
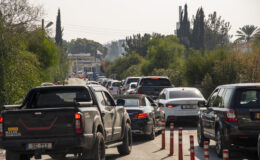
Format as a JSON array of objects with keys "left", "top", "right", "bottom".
[
  {"left": 75, "top": 113, "right": 83, "bottom": 133},
  {"left": 110, "top": 88, "right": 113, "bottom": 91},
  {"left": 239, "top": 137, "right": 248, "bottom": 139},
  {"left": 0, "top": 116, "right": 3, "bottom": 137},
  {"left": 129, "top": 91, "right": 133, "bottom": 94},
  {"left": 138, "top": 89, "right": 141, "bottom": 94},
  {"left": 133, "top": 112, "right": 148, "bottom": 119},
  {"left": 166, "top": 104, "right": 177, "bottom": 108},
  {"left": 224, "top": 109, "right": 238, "bottom": 122},
  {"left": 151, "top": 78, "right": 159, "bottom": 80}
]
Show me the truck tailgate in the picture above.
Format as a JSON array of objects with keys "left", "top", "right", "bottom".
[{"left": 3, "top": 107, "right": 76, "bottom": 139}]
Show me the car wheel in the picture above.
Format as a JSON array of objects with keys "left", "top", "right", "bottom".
[
  {"left": 117, "top": 123, "right": 132, "bottom": 155},
  {"left": 215, "top": 129, "right": 228, "bottom": 157},
  {"left": 92, "top": 132, "right": 105, "bottom": 160},
  {"left": 49, "top": 154, "right": 66, "bottom": 160},
  {"left": 148, "top": 124, "right": 155, "bottom": 140},
  {"left": 197, "top": 121, "right": 209, "bottom": 147}
]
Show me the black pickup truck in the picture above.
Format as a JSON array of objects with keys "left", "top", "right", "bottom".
[
  {"left": 0, "top": 85, "right": 132, "bottom": 160},
  {"left": 136, "top": 76, "right": 174, "bottom": 99}
]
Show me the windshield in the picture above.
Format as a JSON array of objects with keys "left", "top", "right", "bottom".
[
  {"left": 31, "top": 89, "right": 91, "bottom": 108},
  {"left": 140, "top": 78, "right": 171, "bottom": 86},
  {"left": 169, "top": 89, "right": 203, "bottom": 99},
  {"left": 124, "top": 99, "right": 139, "bottom": 107},
  {"left": 126, "top": 78, "right": 139, "bottom": 85},
  {"left": 112, "top": 82, "right": 121, "bottom": 87}
]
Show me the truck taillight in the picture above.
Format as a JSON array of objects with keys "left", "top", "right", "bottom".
[
  {"left": 109, "top": 88, "right": 113, "bottom": 91},
  {"left": 0, "top": 116, "right": 3, "bottom": 137},
  {"left": 75, "top": 113, "right": 83, "bottom": 133},
  {"left": 224, "top": 109, "right": 238, "bottom": 122},
  {"left": 138, "top": 89, "right": 141, "bottom": 94}
]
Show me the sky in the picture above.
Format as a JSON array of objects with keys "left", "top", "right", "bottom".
[{"left": 30, "top": 0, "right": 260, "bottom": 44}]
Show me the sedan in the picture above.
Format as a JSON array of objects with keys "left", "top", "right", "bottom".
[
  {"left": 114, "top": 94, "right": 164, "bottom": 140},
  {"left": 158, "top": 87, "right": 205, "bottom": 124}
]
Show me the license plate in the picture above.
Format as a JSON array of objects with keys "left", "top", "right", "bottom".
[
  {"left": 256, "top": 113, "right": 260, "bottom": 119},
  {"left": 183, "top": 105, "right": 196, "bottom": 109},
  {"left": 26, "top": 143, "right": 52, "bottom": 150}
]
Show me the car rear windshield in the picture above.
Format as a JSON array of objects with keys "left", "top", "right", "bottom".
[
  {"left": 140, "top": 78, "right": 171, "bottom": 86},
  {"left": 124, "top": 99, "right": 139, "bottom": 107},
  {"left": 31, "top": 89, "right": 91, "bottom": 108},
  {"left": 126, "top": 78, "right": 139, "bottom": 85},
  {"left": 169, "top": 90, "right": 203, "bottom": 99},
  {"left": 112, "top": 82, "right": 120, "bottom": 87},
  {"left": 237, "top": 89, "right": 260, "bottom": 108}
]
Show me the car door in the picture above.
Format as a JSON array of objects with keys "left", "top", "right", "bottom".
[
  {"left": 102, "top": 91, "right": 122, "bottom": 141},
  {"left": 95, "top": 91, "right": 114, "bottom": 142},
  {"left": 147, "top": 96, "right": 161, "bottom": 129},
  {"left": 202, "top": 89, "right": 219, "bottom": 137}
]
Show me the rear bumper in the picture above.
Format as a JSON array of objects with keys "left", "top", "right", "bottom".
[
  {"left": 166, "top": 115, "right": 198, "bottom": 122},
  {"left": 131, "top": 119, "right": 153, "bottom": 135},
  {"left": 224, "top": 124, "right": 259, "bottom": 146},
  {"left": 0, "top": 133, "right": 94, "bottom": 153}
]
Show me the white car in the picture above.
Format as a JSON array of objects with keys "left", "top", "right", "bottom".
[
  {"left": 108, "top": 80, "right": 121, "bottom": 95},
  {"left": 158, "top": 87, "right": 205, "bottom": 123},
  {"left": 124, "top": 82, "right": 138, "bottom": 95}
]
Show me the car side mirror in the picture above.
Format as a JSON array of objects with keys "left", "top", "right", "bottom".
[
  {"left": 198, "top": 100, "right": 207, "bottom": 107},
  {"left": 116, "top": 99, "right": 125, "bottom": 106}
]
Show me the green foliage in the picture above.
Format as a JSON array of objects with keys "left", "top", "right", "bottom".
[
  {"left": 152, "top": 69, "right": 185, "bottom": 87},
  {"left": 68, "top": 38, "right": 105, "bottom": 56}
]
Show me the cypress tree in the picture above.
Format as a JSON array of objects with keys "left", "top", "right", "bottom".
[
  {"left": 55, "top": 9, "right": 62, "bottom": 46},
  {"left": 191, "top": 7, "right": 205, "bottom": 51}
]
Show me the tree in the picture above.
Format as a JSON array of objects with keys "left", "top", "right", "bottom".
[
  {"left": 55, "top": 9, "right": 62, "bottom": 46},
  {"left": 204, "top": 12, "right": 231, "bottom": 50},
  {"left": 191, "top": 7, "right": 205, "bottom": 51},
  {"left": 177, "top": 4, "right": 191, "bottom": 49},
  {"left": 236, "top": 25, "right": 259, "bottom": 43}
]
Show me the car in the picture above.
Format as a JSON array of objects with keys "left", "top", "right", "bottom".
[
  {"left": 122, "top": 77, "right": 141, "bottom": 95},
  {"left": 197, "top": 83, "right": 260, "bottom": 157},
  {"left": 40, "top": 82, "right": 54, "bottom": 87},
  {"left": 258, "top": 133, "right": 260, "bottom": 159},
  {"left": 105, "top": 79, "right": 113, "bottom": 89},
  {"left": 86, "top": 81, "right": 99, "bottom": 85},
  {"left": 136, "top": 76, "right": 174, "bottom": 100},
  {"left": 158, "top": 87, "right": 205, "bottom": 124},
  {"left": 124, "top": 82, "right": 138, "bottom": 95},
  {"left": 114, "top": 94, "right": 164, "bottom": 140},
  {"left": 0, "top": 85, "right": 132, "bottom": 160},
  {"left": 108, "top": 80, "right": 121, "bottom": 96}
]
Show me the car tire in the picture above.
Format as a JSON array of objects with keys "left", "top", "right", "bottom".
[
  {"left": 49, "top": 154, "right": 66, "bottom": 160},
  {"left": 197, "top": 121, "right": 209, "bottom": 147},
  {"left": 215, "top": 128, "right": 228, "bottom": 157},
  {"left": 148, "top": 124, "right": 155, "bottom": 140},
  {"left": 92, "top": 132, "right": 105, "bottom": 160},
  {"left": 6, "top": 150, "right": 30, "bottom": 160},
  {"left": 117, "top": 123, "right": 132, "bottom": 155}
]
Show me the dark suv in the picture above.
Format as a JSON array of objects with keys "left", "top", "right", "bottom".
[{"left": 197, "top": 83, "right": 260, "bottom": 157}]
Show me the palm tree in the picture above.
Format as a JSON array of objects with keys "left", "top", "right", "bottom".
[{"left": 236, "top": 25, "right": 259, "bottom": 43}]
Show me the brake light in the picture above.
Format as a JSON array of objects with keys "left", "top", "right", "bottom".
[
  {"left": 151, "top": 78, "right": 159, "bottom": 80},
  {"left": 224, "top": 109, "right": 238, "bottom": 122},
  {"left": 75, "top": 113, "right": 83, "bottom": 133},
  {"left": 110, "top": 88, "right": 113, "bottom": 91},
  {"left": 166, "top": 104, "right": 177, "bottom": 108},
  {"left": 138, "top": 89, "right": 141, "bottom": 94},
  {"left": 239, "top": 136, "right": 248, "bottom": 139},
  {"left": 129, "top": 91, "right": 133, "bottom": 94},
  {"left": 0, "top": 116, "right": 3, "bottom": 137},
  {"left": 133, "top": 112, "right": 148, "bottom": 119}
]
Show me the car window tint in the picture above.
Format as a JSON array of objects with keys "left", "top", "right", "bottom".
[
  {"left": 124, "top": 99, "right": 139, "bottom": 106},
  {"left": 126, "top": 78, "right": 139, "bottom": 85},
  {"left": 102, "top": 92, "right": 115, "bottom": 106},
  {"left": 140, "top": 78, "right": 171, "bottom": 86},
  {"left": 169, "top": 89, "right": 203, "bottom": 99},
  {"left": 95, "top": 92, "right": 106, "bottom": 110},
  {"left": 214, "top": 88, "right": 225, "bottom": 107},
  {"left": 237, "top": 89, "right": 260, "bottom": 108},
  {"left": 112, "top": 82, "right": 120, "bottom": 87},
  {"left": 159, "top": 93, "right": 166, "bottom": 99},
  {"left": 223, "top": 89, "right": 232, "bottom": 108},
  {"left": 208, "top": 89, "right": 219, "bottom": 107}
]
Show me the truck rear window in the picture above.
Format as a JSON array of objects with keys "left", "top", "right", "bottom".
[
  {"left": 237, "top": 89, "right": 260, "bottom": 108},
  {"left": 31, "top": 89, "right": 91, "bottom": 108},
  {"left": 126, "top": 78, "right": 139, "bottom": 85},
  {"left": 140, "top": 78, "right": 171, "bottom": 86},
  {"left": 169, "top": 90, "right": 203, "bottom": 99}
]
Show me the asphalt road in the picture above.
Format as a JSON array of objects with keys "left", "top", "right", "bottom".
[{"left": 1, "top": 122, "right": 258, "bottom": 159}]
